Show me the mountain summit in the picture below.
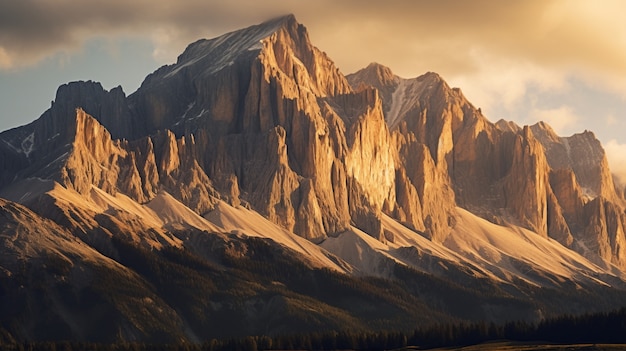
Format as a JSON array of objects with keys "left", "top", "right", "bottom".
[
  {"left": 1, "top": 15, "right": 626, "bottom": 343},
  {"left": 130, "top": 14, "right": 352, "bottom": 138}
]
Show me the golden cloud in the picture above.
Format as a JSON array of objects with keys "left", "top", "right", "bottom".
[{"left": 2, "top": 0, "right": 625, "bottom": 118}]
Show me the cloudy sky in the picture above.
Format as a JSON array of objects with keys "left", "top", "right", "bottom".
[{"left": 1, "top": 0, "right": 625, "bottom": 179}]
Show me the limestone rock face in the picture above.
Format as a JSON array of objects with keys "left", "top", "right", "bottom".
[
  {"left": 0, "top": 82, "right": 129, "bottom": 189},
  {"left": 151, "top": 130, "right": 220, "bottom": 214},
  {"left": 348, "top": 60, "right": 624, "bottom": 265},
  {"left": 129, "top": 14, "right": 352, "bottom": 138},
  {"left": 343, "top": 89, "right": 395, "bottom": 214},
  {"left": 347, "top": 63, "right": 399, "bottom": 111},
  {"left": 565, "top": 132, "right": 619, "bottom": 201},
  {"left": 50, "top": 81, "right": 134, "bottom": 140},
  {"left": 530, "top": 123, "right": 619, "bottom": 202},
  {"left": 495, "top": 119, "right": 522, "bottom": 133},
  {"left": 347, "top": 66, "right": 458, "bottom": 242},
  {"left": 2, "top": 14, "right": 626, "bottom": 271},
  {"left": 59, "top": 108, "right": 127, "bottom": 196},
  {"left": 245, "top": 126, "right": 301, "bottom": 235},
  {"left": 123, "top": 15, "right": 361, "bottom": 241},
  {"left": 501, "top": 127, "right": 571, "bottom": 242},
  {"left": 582, "top": 197, "right": 626, "bottom": 268},
  {"left": 0, "top": 106, "right": 222, "bottom": 221},
  {"left": 550, "top": 169, "right": 585, "bottom": 222},
  {"left": 333, "top": 88, "right": 395, "bottom": 239},
  {"left": 8, "top": 16, "right": 626, "bottom": 342},
  {"left": 394, "top": 133, "right": 453, "bottom": 241},
  {"left": 504, "top": 127, "right": 550, "bottom": 236},
  {"left": 529, "top": 122, "right": 626, "bottom": 265},
  {"left": 392, "top": 166, "right": 425, "bottom": 233}
]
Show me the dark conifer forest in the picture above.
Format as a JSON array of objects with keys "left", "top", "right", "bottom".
[{"left": 2, "top": 307, "right": 625, "bottom": 350}]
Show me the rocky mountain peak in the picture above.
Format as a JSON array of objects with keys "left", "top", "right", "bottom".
[
  {"left": 0, "top": 81, "right": 134, "bottom": 189},
  {"left": 257, "top": 15, "right": 352, "bottom": 98},
  {"left": 145, "top": 13, "right": 348, "bottom": 97},
  {"left": 5, "top": 17, "right": 626, "bottom": 342},
  {"left": 348, "top": 66, "right": 450, "bottom": 134},
  {"left": 495, "top": 119, "right": 521, "bottom": 133},
  {"left": 348, "top": 62, "right": 399, "bottom": 90},
  {"left": 51, "top": 81, "right": 132, "bottom": 140},
  {"left": 530, "top": 121, "right": 562, "bottom": 145},
  {"left": 165, "top": 14, "right": 299, "bottom": 78},
  {"left": 129, "top": 14, "right": 351, "bottom": 138},
  {"left": 528, "top": 124, "right": 619, "bottom": 203}
]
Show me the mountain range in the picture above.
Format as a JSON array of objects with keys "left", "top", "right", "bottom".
[{"left": 1, "top": 15, "right": 626, "bottom": 343}]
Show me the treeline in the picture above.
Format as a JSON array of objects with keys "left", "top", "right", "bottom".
[
  {"left": 194, "top": 308, "right": 626, "bottom": 350},
  {"left": 2, "top": 307, "right": 626, "bottom": 350}
]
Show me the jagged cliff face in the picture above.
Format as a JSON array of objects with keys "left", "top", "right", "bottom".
[
  {"left": 1, "top": 15, "right": 625, "bottom": 269},
  {"left": 122, "top": 15, "right": 436, "bottom": 243},
  {"left": 0, "top": 15, "right": 411, "bottom": 244},
  {"left": 4, "top": 15, "right": 626, "bottom": 342},
  {"left": 528, "top": 122, "right": 626, "bottom": 267},
  {"left": 347, "top": 62, "right": 626, "bottom": 268},
  {"left": 347, "top": 64, "right": 459, "bottom": 242}
]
